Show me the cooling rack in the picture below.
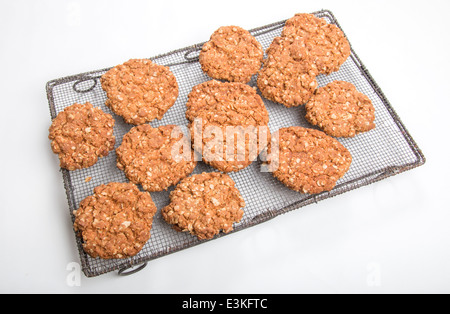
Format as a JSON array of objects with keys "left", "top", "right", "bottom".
[{"left": 46, "top": 9, "right": 425, "bottom": 277}]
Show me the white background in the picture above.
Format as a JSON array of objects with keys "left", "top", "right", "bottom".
[{"left": 0, "top": 0, "right": 448, "bottom": 294}]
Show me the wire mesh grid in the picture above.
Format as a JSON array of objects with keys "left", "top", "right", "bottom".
[{"left": 46, "top": 10, "right": 425, "bottom": 277}]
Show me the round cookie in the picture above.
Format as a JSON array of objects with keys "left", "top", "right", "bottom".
[
  {"left": 186, "top": 80, "right": 270, "bottom": 172},
  {"left": 268, "top": 126, "right": 352, "bottom": 194},
  {"left": 101, "top": 59, "right": 179, "bottom": 125},
  {"left": 73, "top": 182, "right": 157, "bottom": 259},
  {"left": 257, "top": 36, "right": 318, "bottom": 107},
  {"left": 282, "top": 13, "right": 351, "bottom": 75},
  {"left": 199, "top": 26, "right": 264, "bottom": 83},
  {"left": 161, "top": 172, "right": 246, "bottom": 240},
  {"left": 116, "top": 124, "right": 197, "bottom": 192},
  {"left": 48, "top": 102, "right": 115, "bottom": 171},
  {"left": 305, "top": 81, "right": 376, "bottom": 137}
]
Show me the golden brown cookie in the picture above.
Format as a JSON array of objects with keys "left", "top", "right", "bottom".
[
  {"left": 116, "top": 124, "right": 197, "bottom": 192},
  {"left": 73, "top": 182, "right": 157, "bottom": 259},
  {"left": 199, "top": 26, "right": 264, "bottom": 83},
  {"left": 100, "top": 59, "right": 179, "bottom": 125},
  {"left": 305, "top": 81, "right": 376, "bottom": 137},
  {"left": 161, "top": 172, "right": 246, "bottom": 240},
  {"left": 48, "top": 102, "right": 115, "bottom": 171},
  {"left": 257, "top": 36, "right": 318, "bottom": 107},
  {"left": 268, "top": 126, "right": 352, "bottom": 194},
  {"left": 282, "top": 13, "right": 351, "bottom": 75},
  {"left": 186, "top": 80, "right": 270, "bottom": 172}
]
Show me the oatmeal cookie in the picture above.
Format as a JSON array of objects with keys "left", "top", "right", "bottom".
[
  {"left": 161, "top": 172, "right": 245, "bottom": 240},
  {"left": 100, "top": 59, "right": 179, "bottom": 125},
  {"left": 282, "top": 13, "right": 351, "bottom": 75},
  {"left": 305, "top": 81, "right": 376, "bottom": 137},
  {"left": 73, "top": 182, "right": 157, "bottom": 259},
  {"left": 257, "top": 36, "right": 318, "bottom": 107},
  {"left": 186, "top": 80, "right": 270, "bottom": 172},
  {"left": 48, "top": 102, "right": 115, "bottom": 171},
  {"left": 199, "top": 26, "right": 264, "bottom": 83},
  {"left": 116, "top": 124, "right": 197, "bottom": 192},
  {"left": 268, "top": 126, "right": 352, "bottom": 194}
]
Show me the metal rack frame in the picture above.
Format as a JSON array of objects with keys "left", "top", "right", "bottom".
[{"left": 46, "top": 9, "right": 425, "bottom": 277}]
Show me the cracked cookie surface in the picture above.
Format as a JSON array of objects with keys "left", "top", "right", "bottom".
[
  {"left": 48, "top": 102, "right": 115, "bottom": 170},
  {"left": 305, "top": 81, "right": 376, "bottom": 137},
  {"left": 257, "top": 36, "right": 318, "bottom": 107},
  {"left": 282, "top": 13, "right": 351, "bottom": 75},
  {"left": 116, "top": 124, "right": 197, "bottom": 192},
  {"left": 199, "top": 26, "right": 263, "bottom": 83},
  {"left": 73, "top": 182, "right": 157, "bottom": 259},
  {"left": 186, "top": 80, "right": 270, "bottom": 172},
  {"left": 162, "top": 172, "right": 246, "bottom": 240},
  {"left": 268, "top": 126, "right": 352, "bottom": 194},
  {"left": 101, "top": 59, "right": 179, "bottom": 125}
]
